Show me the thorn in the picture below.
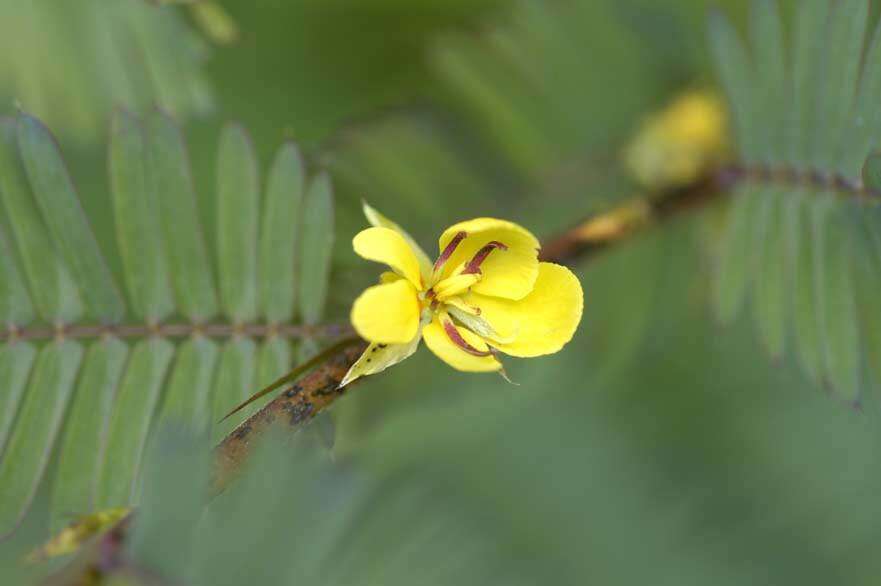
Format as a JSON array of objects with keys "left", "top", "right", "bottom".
[
  {"left": 489, "top": 348, "right": 518, "bottom": 385},
  {"left": 497, "top": 366, "right": 519, "bottom": 386}
]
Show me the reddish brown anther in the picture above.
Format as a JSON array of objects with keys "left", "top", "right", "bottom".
[
  {"left": 442, "top": 319, "right": 493, "bottom": 357},
  {"left": 433, "top": 231, "right": 467, "bottom": 273},
  {"left": 462, "top": 241, "right": 508, "bottom": 275}
]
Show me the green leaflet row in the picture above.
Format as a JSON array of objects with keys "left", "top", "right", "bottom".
[
  {"left": 708, "top": 0, "right": 881, "bottom": 405},
  {"left": 0, "top": 110, "right": 335, "bottom": 537}
]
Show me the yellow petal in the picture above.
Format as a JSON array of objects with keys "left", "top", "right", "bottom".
[
  {"left": 340, "top": 336, "right": 421, "bottom": 387},
  {"left": 465, "top": 262, "right": 583, "bottom": 357},
  {"left": 351, "top": 279, "right": 421, "bottom": 344},
  {"left": 432, "top": 273, "right": 479, "bottom": 301},
  {"left": 363, "top": 201, "right": 433, "bottom": 281},
  {"left": 379, "top": 271, "right": 402, "bottom": 284},
  {"left": 353, "top": 227, "right": 424, "bottom": 288},
  {"left": 437, "top": 218, "right": 539, "bottom": 300},
  {"left": 422, "top": 316, "right": 501, "bottom": 372}
]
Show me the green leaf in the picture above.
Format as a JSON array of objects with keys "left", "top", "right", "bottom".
[
  {"left": 714, "top": 186, "right": 757, "bottom": 323},
  {"left": 147, "top": 109, "right": 218, "bottom": 322},
  {"left": 843, "top": 17, "right": 881, "bottom": 176},
  {"left": 159, "top": 337, "right": 219, "bottom": 434},
  {"left": 789, "top": 193, "right": 823, "bottom": 384},
  {"left": 124, "top": 3, "right": 214, "bottom": 117},
  {"left": 0, "top": 342, "right": 37, "bottom": 453},
  {"left": 259, "top": 142, "right": 304, "bottom": 324},
  {"left": 709, "top": 1, "right": 878, "bottom": 399},
  {"left": 128, "top": 425, "right": 210, "bottom": 579},
  {"left": 813, "top": 199, "right": 861, "bottom": 402},
  {"left": 96, "top": 338, "right": 174, "bottom": 509},
  {"left": 0, "top": 224, "right": 33, "bottom": 327},
  {"left": 855, "top": 207, "right": 881, "bottom": 391},
  {"left": 0, "top": 340, "right": 83, "bottom": 538},
  {"left": 0, "top": 119, "right": 82, "bottom": 323},
  {"left": 216, "top": 123, "right": 259, "bottom": 323},
  {"left": 0, "top": 111, "right": 340, "bottom": 536},
  {"left": 49, "top": 337, "right": 128, "bottom": 532},
  {"left": 750, "top": 187, "right": 786, "bottom": 359},
  {"left": 708, "top": 10, "right": 757, "bottom": 162},
  {"left": 109, "top": 109, "right": 174, "bottom": 322},
  {"left": 748, "top": 0, "right": 785, "bottom": 161},
  {"left": 16, "top": 113, "right": 125, "bottom": 323},
  {"left": 211, "top": 338, "right": 257, "bottom": 443},
  {"left": 83, "top": 2, "right": 140, "bottom": 110},
  {"left": 0, "top": 0, "right": 214, "bottom": 140},
  {"left": 785, "top": 0, "right": 829, "bottom": 165},
  {"left": 812, "top": 0, "right": 867, "bottom": 171},
  {"left": 298, "top": 173, "right": 334, "bottom": 325}
]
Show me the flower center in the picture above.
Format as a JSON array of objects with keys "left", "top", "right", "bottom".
[
  {"left": 424, "top": 234, "right": 510, "bottom": 352},
  {"left": 428, "top": 233, "right": 508, "bottom": 293}
]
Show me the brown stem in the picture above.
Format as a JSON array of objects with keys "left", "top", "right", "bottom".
[
  {"left": 540, "top": 169, "right": 734, "bottom": 264},
  {"left": 539, "top": 159, "right": 881, "bottom": 265},
  {"left": 212, "top": 340, "right": 369, "bottom": 494},
  {"left": 1, "top": 321, "right": 351, "bottom": 344}
]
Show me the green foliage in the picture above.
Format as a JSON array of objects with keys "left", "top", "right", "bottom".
[
  {"left": 110, "top": 111, "right": 174, "bottom": 322},
  {"left": 0, "top": 340, "right": 82, "bottom": 538},
  {"left": 4, "top": 1, "right": 881, "bottom": 583},
  {"left": 260, "top": 144, "right": 305, "bottom": 324},
  {"left": 299, "top": 174, "right": 336, "bottom": 326},
  {"left": 0, "top": 0, "right": 214, "bottom": 141},
  {"left": 148, "top": 111, "right": 219, "bottom": 322},
  {"left": 708, "top": 0, "right": 881, "bottom": 404},
  {"left": 0, "top": 111, "right": 335, "bottom": 536},
  {"left": 51, "top": 338, "right": 127, "bottom": 531}
]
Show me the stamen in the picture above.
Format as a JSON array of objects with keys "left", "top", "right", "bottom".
[
  {"left": 433, "top": 231, "right": 467, "bottom": 273},
  {"left": 462, "top": 241, "right": 508, "bottom": 275},
  {"left": 432, "top": 273, "right": 480, "bottom": 300},
  {"left": 442, "top": 320, "right": 493, "bottom": 357}
]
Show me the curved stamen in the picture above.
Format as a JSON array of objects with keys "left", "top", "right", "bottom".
[
  {"left": 462, "top": 241, "right": 508, "bottom": 275},
  {"left": 442, "top": 319, "right": 493, "bottom": 357},
  {"left": 433, "top": 231, "right": 467, "bottom": 273}
]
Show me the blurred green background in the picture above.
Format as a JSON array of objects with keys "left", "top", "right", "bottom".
[{"left": 4, "top": 0, "right": 881, "bottom": 584}]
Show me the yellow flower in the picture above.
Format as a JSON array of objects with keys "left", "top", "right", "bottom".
[
  {"left": 625, "top": 90, "right": 729, "bottom": 190},
  {"left": 341, "top": 202, "right": 584, "bottom": 386}
]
